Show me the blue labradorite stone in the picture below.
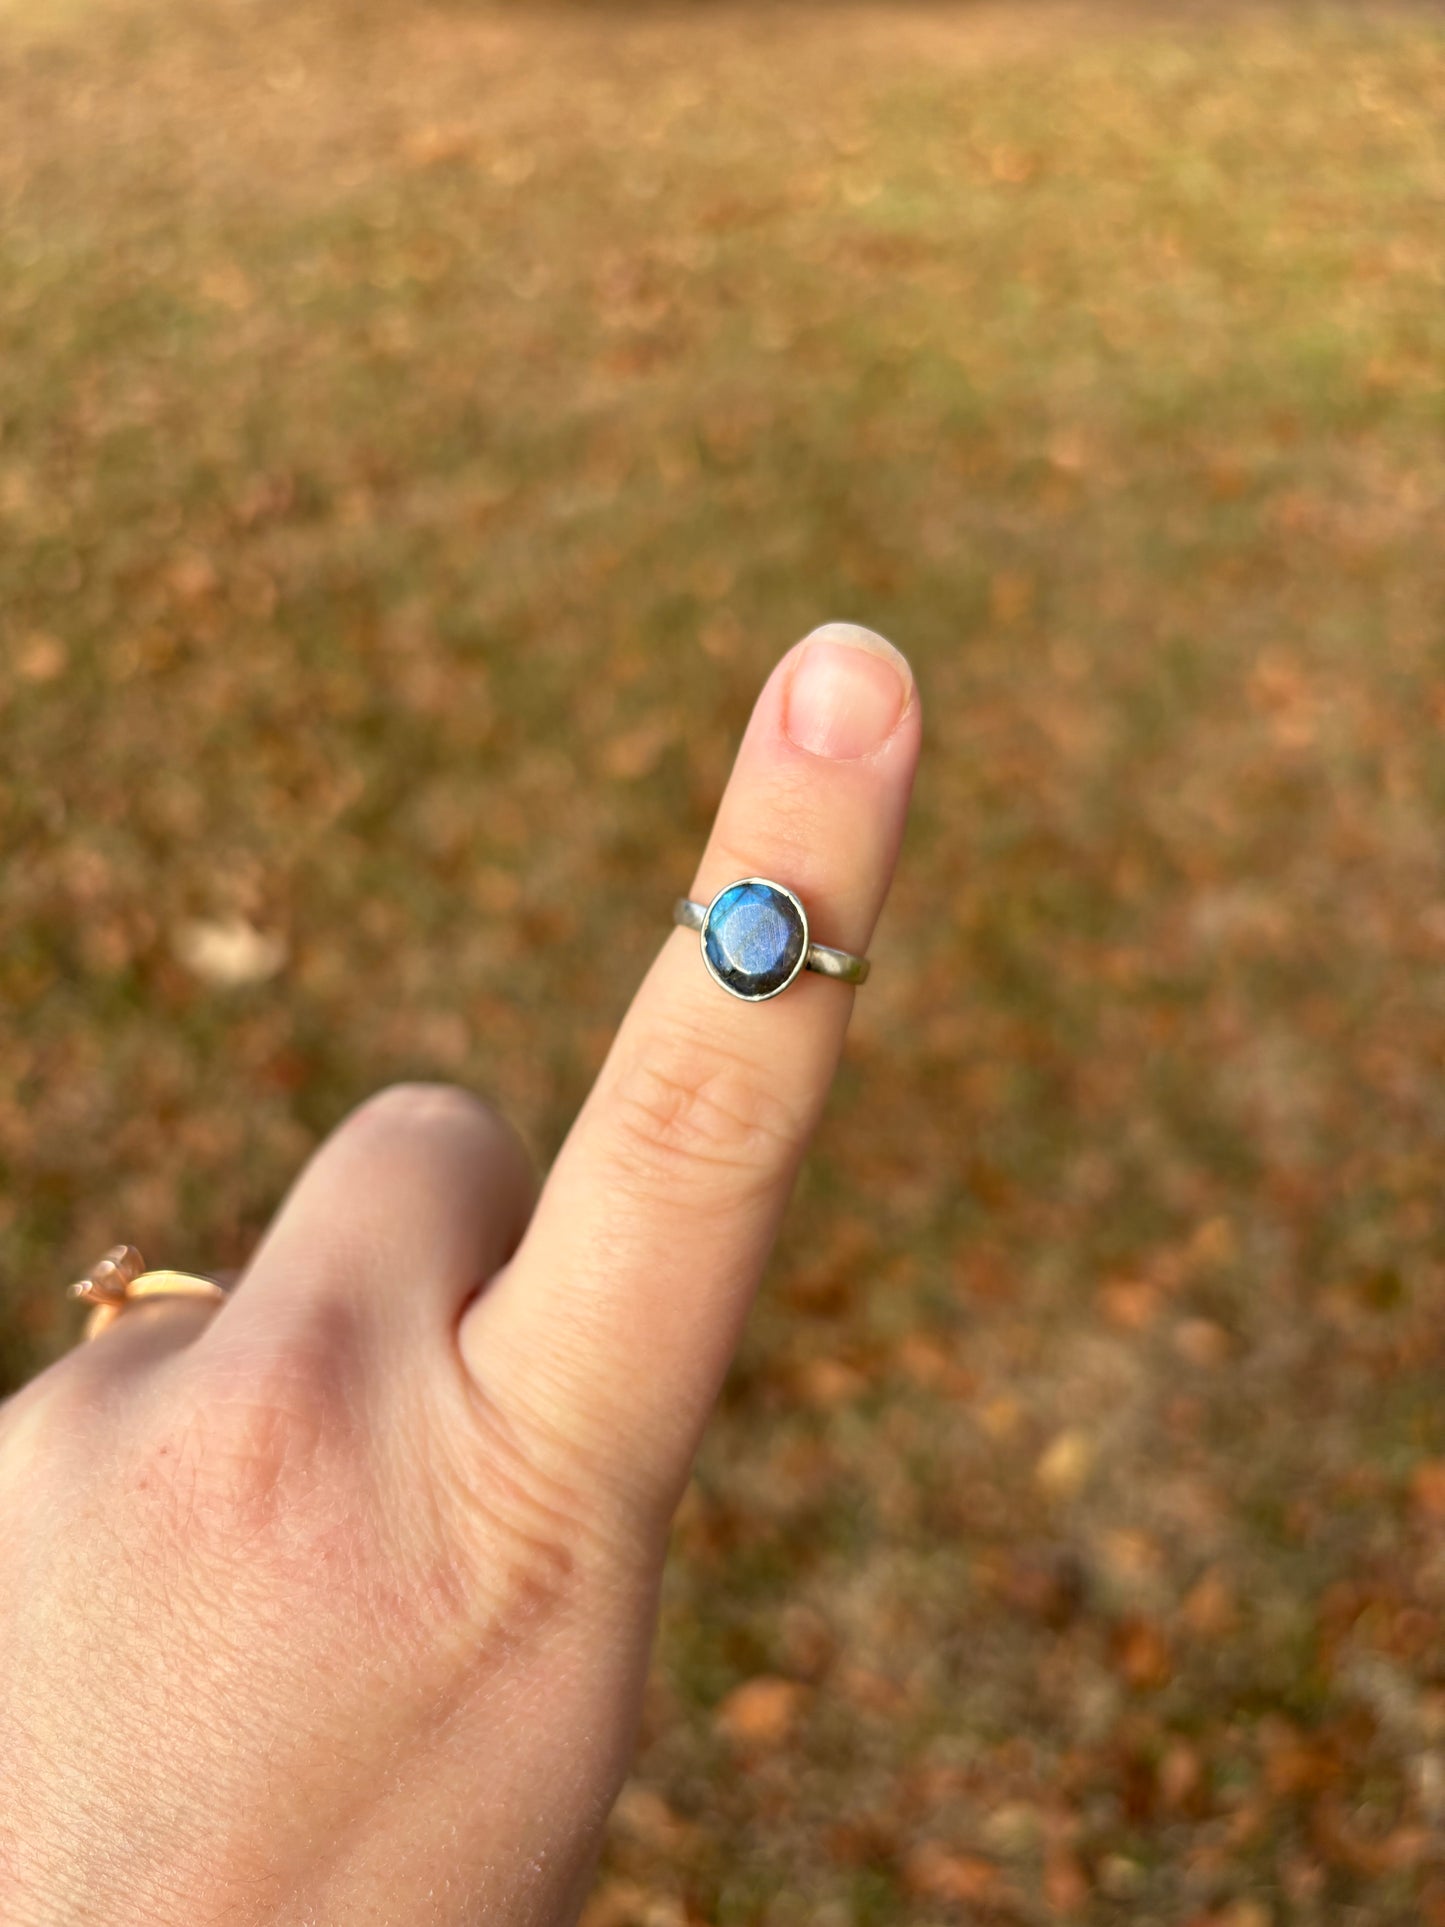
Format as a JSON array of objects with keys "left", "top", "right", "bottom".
[{"left": 703, "top": 881, "right": 806, "bottom": 999}]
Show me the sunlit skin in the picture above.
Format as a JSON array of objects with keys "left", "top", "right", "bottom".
[{"left": 0, "top": 627, "right": 920, "bottom": 1927}]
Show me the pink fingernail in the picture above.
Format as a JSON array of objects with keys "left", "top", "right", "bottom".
[{"left": 782, "top": 623, "right": 912, "bottom": 760}]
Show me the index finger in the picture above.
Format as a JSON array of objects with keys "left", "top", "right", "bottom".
[{"left": 460, "top": 623, "right": 921, "bottom": 1530}]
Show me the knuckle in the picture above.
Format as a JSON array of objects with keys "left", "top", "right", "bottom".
[
  {"left": 352, "top": 1079, "right": 512, "bottom": 1148},
  {"left": 110, "top": 1326, "right": 422, "bottom": 1657},
  {"left": 430, "top": 1375, "right": 651, "bottom": 1649},
  {"left": 603, "top": 1025, "right": 804, "bottom": 1195},
  {"left": 132, "top": 1319, "right": 356, "bottom": 1559},
  {"left": 344, "top": 1082, "right": 535, "bottom": 1200}
]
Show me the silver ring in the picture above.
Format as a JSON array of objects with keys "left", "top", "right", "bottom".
[{"left": 673, "top": 878, "right": 870, "bottom": 1002}]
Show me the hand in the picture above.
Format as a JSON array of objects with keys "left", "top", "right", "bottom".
[{"left": 0, "top": 624, "right": 920, "bottom": 1927}]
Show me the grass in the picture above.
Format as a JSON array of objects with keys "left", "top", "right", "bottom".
[{"left": 4, "top": 0, "right": 1445, "bottom": 1917}]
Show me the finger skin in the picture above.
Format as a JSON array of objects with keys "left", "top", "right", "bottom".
[
  {"left": 0, "top": 1297, "right": 219, "bottom": 1454},
  {"left": 462, "top": 624, "right": 921, "bottom": 1528},
  {"left": 210, "top": 1083, "right": 537, "bottom": 1362}
]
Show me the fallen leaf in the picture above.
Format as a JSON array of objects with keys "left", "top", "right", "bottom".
[
  {"left": 611, "top": 1783, "right": 701, "bottom": 1854},
  {"left": 895, "top": 1332, "right": 975, "bottom": 1397},
  {"left": 579, "top": 1888, "right": 687, "bottom": 1927},
  {"left": 1098, "top": 1279, "right": 1159, "bottom": 1330},
  {"left": 1186, "top": 1216, "right": 1238, "bottom": 1267},
  {"left": 601, "top": 717, "right": 675, "bottom": 781},
  {"left": 1097, "top": 1854, "right": 1145, "bottom": 1898},
  {"left": 579, "top": 1881, "right": 647, "bottom": 1927},
  {"left": 1214, "top": 1905, "right": 1273, "bottom": 1927},
  {"left": 979, "top": 1800, "right": 1044, "bottom": 1854},
  {"left": 990, "top": 569, "right": 1035, "bottom": 624},
  {"left": 1044, "top": 1842, "right": 1090, "bottom": 1913},
  {"left": 988, "top": 145, "right": 1036, "bottom": 185},
  {"left": 1259, "top": 1718, "right": 1339, "bottom": 1797},
  {"left": 903, "top": 1842, "right": 1003, "bottom": 1906},
  {"left": 979, "top": 1395, "right": 1025, "bottom": 1441},
  {"left": 1036, "top": 1429, "right": 1094, "bottom": 1501},
  {"left": 1411, "top": 1461, "right": 1445, "bottom": 1521},
  {"left": 795, "top": 1357, "right": 867, "bottom": 1408},
  {"left": 713, "top": 1676, "right": 805, "bottom": 1748},
  {"left": 997, "top": 1547, "right": 1087, "bottom": 1628},
  {"left": 779, "top": 1603, "right": 835, "bottom": 1681},
  {"left": 1111, "top": 1617, "right": 1172, "bottom": 1691},
  {"left": 836, "top": 1662, "right": 908, "bottom": 1714},
  {"left": 824, "top": 1811, "right": 897, "bottom": 1867},
  {"left": 17, "top": 633, "right": 68, "bottom": 682},
  {"left": 402, "top": 123, "right": 477, "bottom": 168},
  {"left": 173, "top": 917, "right": 287, "bottom": 988},
  {"left": 1159, "top": 1740, "right": 1204, "bottom": 1811},
  {"left": 165, "top": 550, "right": 220, "bottom": 603},
  {"left": 1099, "top": 1528, "right": 1165, "bottom": 1584},
  {"left": 1174, "top": 1318, "right": 1233, "bottom": 1367},
  {"left": 1181, "top": 1568, "right": 1238, "bottom": 1640}
]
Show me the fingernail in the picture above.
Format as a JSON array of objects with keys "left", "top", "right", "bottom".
[{"left": 783, "top": 623, "right": 912, "bottom": 760}]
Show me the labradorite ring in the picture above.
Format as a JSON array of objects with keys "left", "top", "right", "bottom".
[{"left": 673, "top": 878, "right": 870, "bottom": 1002}]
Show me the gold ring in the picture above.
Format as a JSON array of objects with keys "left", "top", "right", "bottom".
[{"left": 69, "top": 1244, "right": 227, "bottom": 1342}]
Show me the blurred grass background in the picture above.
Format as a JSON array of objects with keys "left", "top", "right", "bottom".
[{"left": 4, "top": 0, "right": 1445, "bottom": 1918}]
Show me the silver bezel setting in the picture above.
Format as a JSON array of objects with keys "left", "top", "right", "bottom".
[{"left": 699, "top": 876, "right": 810, "bottom": 1003}]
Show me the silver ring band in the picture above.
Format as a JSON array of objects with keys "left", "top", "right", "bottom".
[{"left": 673, "top": 896, "right": 870, "bottom": 986}]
